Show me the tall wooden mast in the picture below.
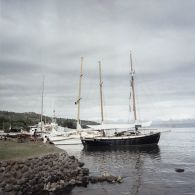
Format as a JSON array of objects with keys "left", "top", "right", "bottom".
[
  {"left": 130, "top": 51, "right": 137, "bottom": 122},
  {"left": 98, "top": 61, "right": 104, "bottom": 124},
  {"left": 76, "top": 57, "right": 83, "bottom": 130},
  {"left": 40, "top": 76, "right": 44, "bottom": 134}
]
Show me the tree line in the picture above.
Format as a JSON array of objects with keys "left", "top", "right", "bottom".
[{"left": 0, "top": 111, "right": 98, "bottom": 132}]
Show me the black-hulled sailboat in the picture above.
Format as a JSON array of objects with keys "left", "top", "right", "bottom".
[{"left": 81, "top": 52, "right": 160, "bottom": 147}]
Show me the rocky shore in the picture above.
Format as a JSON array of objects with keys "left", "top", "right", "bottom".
[
  {"left": 0, "top": 151, "right": 122, "bottom": 195},
  {"left": 0, "top": 152, "right": 89, "bottom": 195}
]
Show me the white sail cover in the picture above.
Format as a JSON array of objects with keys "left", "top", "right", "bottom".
[{"left": 87, "top": 121, "right": 152, "bottom": 130}]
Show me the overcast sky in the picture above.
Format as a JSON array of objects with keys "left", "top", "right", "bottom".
[{"left": 0, "top": 0, "right": 195, "bottom": 122}]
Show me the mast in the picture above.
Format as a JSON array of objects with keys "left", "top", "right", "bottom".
[
  {"left": 98, "top": 61, "right": 104, "bottom": 124},
  {"left": 130, "top": 51, "right": 137, "bottom": 122},
  {"left": 40, "top": 76, "right": 44, "bottom": 134},
  {"left": 9, "top": 116, "right": 11, "bottom": 130},
  {"left": 2, "top": 120, "right": 4, "bottom": 131},
  {"left": 76, "top": 57, "right": 83, "bottom": 130},
  {"left": 52, "top": 109, "right": 56, "bottom": 123}
]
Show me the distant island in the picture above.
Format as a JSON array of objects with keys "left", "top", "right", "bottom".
[
  {"left": 1, "top": 110, "right": 195, "bottom": 132},
  {"left": 152, "top": 119, "right": 195, "bottom": 128},
  {"left": 0, "top": 111, "right": 98, "bottom": 131}
]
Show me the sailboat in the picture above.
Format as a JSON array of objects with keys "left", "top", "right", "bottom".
[
  {"left": 29, "top": 76, "right": 45, "bottom": 136},
  {"left": 81, "top": 52, "right": 160, "bottom": 147},
  {"left": 29, "top": 79, "right": 64, "bottom": 138},
  {"left": 49, "top": 57, "right": 101, "bottom": 145},
  {"left": 47, "top": 58, "right": 84, "bottom": 145}
]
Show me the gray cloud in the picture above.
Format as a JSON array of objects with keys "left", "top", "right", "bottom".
[{"left": 0, "top": 0, "right": 195, "bottom": 121}]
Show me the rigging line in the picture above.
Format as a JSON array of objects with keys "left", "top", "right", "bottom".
[{"left": 135, "top": 82, "right": 142, "bottom": 123}]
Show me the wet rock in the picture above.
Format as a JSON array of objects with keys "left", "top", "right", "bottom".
[
  {"left": 89, "top": 176, "right": 98, "bottom": 184},
  {"left": 175, "top": 168, "right": 184, "bottom": 172},
  {"left": 82, "top": 168, "right": 89, "bottom": 175},
  {"left": 89, "top": 175, "right": 123, "bottom": 184},
  {"left": 81, "top": 176, "right": 89, "bottom": 186},
  {"left": 78, "top": 162, "right": 85, "bottom": 167},
  {"left": 69, "top": 155, "right": 75, "bottom": 160}
]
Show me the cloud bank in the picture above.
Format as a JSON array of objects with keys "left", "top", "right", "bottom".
[{"left": 0, "top": 0, "right": 195, "bottom": 122}]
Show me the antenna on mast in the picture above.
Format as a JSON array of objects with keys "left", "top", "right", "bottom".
[{"left": 98, "top": 61, "right": 104, "bottom": 125}]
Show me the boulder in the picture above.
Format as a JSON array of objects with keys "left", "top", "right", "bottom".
[{"left": 175, "top": 168, "right": 184, "bottom": 173}]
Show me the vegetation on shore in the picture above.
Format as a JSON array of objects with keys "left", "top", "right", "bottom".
[
  {"left": 0, "top": 140, "right": 63, "bottom": 160},
  {"left": 0, "top": 110, "right": 98, "bottom": 131}
]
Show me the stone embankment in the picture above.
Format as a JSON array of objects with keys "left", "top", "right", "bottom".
[{"left": 0, "top": 152, "right": 89, "bottom": 195}]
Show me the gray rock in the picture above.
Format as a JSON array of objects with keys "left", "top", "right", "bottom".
[
  {"left": 69, "top": 155, "right": 75, "bottom": 160},
  {"left": 4, "top": 184, "right": 13, "bottom": 192},
  {"left": 16, "top": 171, "right": 22, "bottom": 179},
  {"left": 1, "top": 161, "right": 8, "bottom": 167},
  {"left": 69, "top": 179, "right": 76, "bottom": 185},
  {"left": 0, "top": 167, "right": 5, "bottom": 172},
  {"left": 82, "top": 168, "right": 89, "bottom": 176},
  {"left": 17, "top": 178, "right": 25, "bottom": 185},
  {"left": 50, "top": 182, "right": 57, "bottom": 191},
  {"left": 13, "top": 163, "right": 20, "bottom": 171},
  {"left": 21, "top": 165, "right": 28, "bottom": 173},
  {"left": 78, "top": 162, "right": 85, "bottom": 167},
  {"left": 9, "top": 177, "right": 17, "bottom": 185},
  {"left": 0, "top": 181, "right": 6, "bottom": 188},
  {"left": 5, "top": 165, "right": 12, "bottom": 172},
  {"left": 175, "top": 168, "right": 184, "bottom": 172},
  {"left": 13, "top": 184, "right": 20, "bottom": 191}
]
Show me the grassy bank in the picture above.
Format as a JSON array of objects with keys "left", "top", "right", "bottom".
[{"left": 0, "top": 140, "right": 63, "bottom": 160}]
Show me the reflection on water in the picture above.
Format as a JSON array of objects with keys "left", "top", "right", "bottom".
[
  {"left": 81, "top": 145, "right": 160, "bottom": 195},
  {"left": 82, "top": 145, "right": 160, "bottom": 157},
  {"left": 57, "top": 128, "right": 195, "bottom": 195}
]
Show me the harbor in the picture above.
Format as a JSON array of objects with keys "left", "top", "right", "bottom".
[
  {"left": 1, "top": 127, "right": 195, "bottom": 195},
  {"left": 1, "top": 0, "right": 195, "bottom": 194}
]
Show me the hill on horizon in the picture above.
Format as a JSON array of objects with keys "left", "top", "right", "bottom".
[{"left": 0, "top": 111, "right": 98, "bottom": 131}]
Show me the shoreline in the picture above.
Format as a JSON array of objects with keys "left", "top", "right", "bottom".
[
  {"left": 0, "top": 140, "right": 122, "bottom": 194},
  {"left": 0, "top": 140, "right": 89, "bottom": 194}
]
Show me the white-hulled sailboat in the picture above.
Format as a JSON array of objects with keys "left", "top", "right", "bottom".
[{"left": 49, "top": 57, "right": 101, "bottom": 145}]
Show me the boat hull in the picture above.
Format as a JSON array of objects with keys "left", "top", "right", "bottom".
[
  {"left": 52, "top": 138, "right": 82, "bottom": 145},
  {"left": 81, "top": 132, "right": 160, "bottom": 147}
]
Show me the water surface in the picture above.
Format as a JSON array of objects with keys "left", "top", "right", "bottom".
[{"left": 58, "top": 128, "right": 195, "bottom": 195}]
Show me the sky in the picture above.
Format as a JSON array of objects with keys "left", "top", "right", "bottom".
[{"left": 0, "top": 0, "right": 195, "bottom": 122}]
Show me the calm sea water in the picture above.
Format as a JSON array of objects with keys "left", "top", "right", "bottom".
[{"left": 57, "top": 127, "right": 195, "bottom": 195}]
